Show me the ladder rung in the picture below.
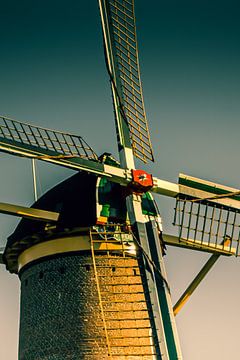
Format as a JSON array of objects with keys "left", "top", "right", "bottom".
[
  {"left": 106, "top": 326, "right": 152, "bottom": 330},
  {"left": 97, "top": 274, "right": 144, "bottom": 278},
  {"left": 105, "top": 335, "right": 152, "bottom": 339},
  {"left": 100, "top": 291, "right": 144, "bottom": 295},
  {"left": 109, "top": 344, "right": 153, "bottom": 348},
  {"left": 91, "top": 255, "right": 131, "bottom": 258},
  {"left": 90, "top": 238, "right": 125, "bottom": 242},
  {"left": 110, "top": 354, "right": 157, "bottom": 357},
  {"left": 95, "top": 257, "right": 137, "bottom": 261},
  {"left": 102, "top": 299, "right": 146, "bottom": 303},
  {"left": 103, "top": 309, "right": 148, "bottom": 313},
  {"left": 90, "top": 231, "right": 131, "bottom": 236},
  {"left": 104, "top": 317, "right": 150, "bottom": 321},
  {"left": 99, "top": 282, "right": 143, "bottom": 286},
  {"left": 95, "top": 265, "right": 139, "bottom": 269}
]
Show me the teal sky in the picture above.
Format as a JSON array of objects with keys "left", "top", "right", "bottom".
[{"left": 0, "top": 1, "right": 240, "bottom": 359}]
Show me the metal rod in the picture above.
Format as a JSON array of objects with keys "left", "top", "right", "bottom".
[
  {"left": 194, "top": 202, "right": 201, "bottom": 240},
  {"left": 31, "top": 159, "right": 38, "bottom": 202},
  {"left": 208, "top": 206, "right": 215, "bottom": 246},
  {"left": 179, "top": 200, "right": 186, "bottom": 240},
  {"left": 186, "top": 201, "right": 193, "bottom": 240},
  {"left": 0, "top": 247, "right": 4, "bottom": 264},
  {"left": 173, "top": 238, "right": 230, "bottom": 316}
]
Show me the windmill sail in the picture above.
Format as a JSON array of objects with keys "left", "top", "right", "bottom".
[
  {"left": 99, "top": 0, "right": 154, "bottom": 163},
  {"left": 0, "top": 115, "right": 98, "bottom": 161},
  {"left": 173, "top": 174, "right": 240, "bottom": 256},
  {"left": 0, "top": 115, "right": 111, "bottom": 175}
]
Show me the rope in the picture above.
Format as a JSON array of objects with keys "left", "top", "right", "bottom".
[{"left": 188, "top": 190, "right": 240, "bottom": 203}]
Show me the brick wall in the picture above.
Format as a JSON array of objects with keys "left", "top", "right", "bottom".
[{"left": 19, "top": 252, "right": 157, "bottom": 359}]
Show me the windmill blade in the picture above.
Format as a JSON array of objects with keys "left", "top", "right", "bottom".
[
  {"left": 0, "top": 116, "right": 164, "bottom": 188},
  {"left": 0, "top": 115, "right": 117, "bottom": 177},
  {"left": 0, "top": 116, "right": 144, "bottom": 185},
  {"left": 152, "top": 174, "right": 240, "bottom": 209},
  {"left": 172, "top": 174, "right": 240, "bottom": 257},
  {"left": 142, "top": 172, "right": 240, "bottom": 256},
  {"left": 0, "top": 114, "right": 98, "bottom": 161},
  {"left": 0, "top": 117, "right": 130, "bottom": 183},
  {"left": 99, "top": 0, "right": 154, "bottom": 163}
]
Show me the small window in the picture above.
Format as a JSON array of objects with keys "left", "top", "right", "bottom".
[
  {"left": 59, "top": 267, "right": 66, "bottom": 274},
  {"left": 85, "top": 265, "right": 91, "bottom": 271}
]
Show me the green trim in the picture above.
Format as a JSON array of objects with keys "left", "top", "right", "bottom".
[
  {"left": 179, "top": 176, "right": 240, "bottom": 202},
  {"left": 142, "top": 192, "right": 157, "bottom": 216}
]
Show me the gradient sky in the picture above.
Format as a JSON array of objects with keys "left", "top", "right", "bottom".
[{"left": 0, "top": 1, "right": 240, "bottom": 359}]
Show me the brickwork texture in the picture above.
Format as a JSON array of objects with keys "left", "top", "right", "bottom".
[{"left": 19, "top": 252, "right": 156, "bottom": 359}]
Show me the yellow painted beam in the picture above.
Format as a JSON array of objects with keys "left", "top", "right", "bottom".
[
  {"left": 0, "top": 202, "right": 59, "bottom": 222},
  {"left": 173, "top": 238, "right": 230, "bottom": 316}
]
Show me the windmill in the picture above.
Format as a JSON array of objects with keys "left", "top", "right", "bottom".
[{"left": 0, "top": 0, "right": 240, "bottom": 359}]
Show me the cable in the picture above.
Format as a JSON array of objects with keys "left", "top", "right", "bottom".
[
  {"left": 189, "top": 190, "right": 240, "bottom": 203},
  {"left": 130, "top": 229, "right": 171, "bottom": 294}
]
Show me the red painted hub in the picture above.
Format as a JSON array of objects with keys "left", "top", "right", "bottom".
[{"left": 131, "top": 169, "right": 153, "bottom": 192}]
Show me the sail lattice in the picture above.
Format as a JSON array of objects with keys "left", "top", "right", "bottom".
[
  {"left": 100, "top": 0, "right": 154, "bottom": 162},
  {"left": 0, "top": 116, "right": 98, "bottom": 161},
  {"left": 173, "top": 197, "right": 240, "bottom": 256}
]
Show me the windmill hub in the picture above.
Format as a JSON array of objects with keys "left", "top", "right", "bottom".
[{"left": 130, "top": 169, "right": 154, "bottom": 193}]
